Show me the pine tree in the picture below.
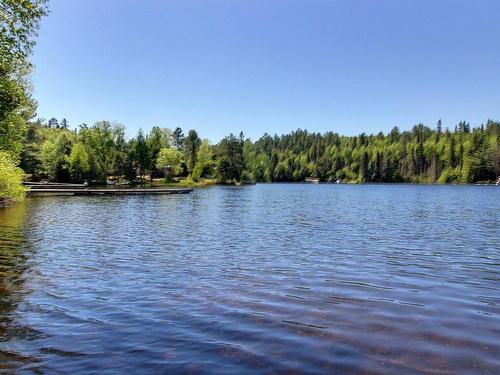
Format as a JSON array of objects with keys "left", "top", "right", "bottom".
[
  {"left": 135, "top": 129, "right": 150, "bottom": 182},
  {"left": 436, "top": 120, "right": 442, "bottom": 143},
  {"left": 60, "top": 118, "right": 68, "bottom": 130},
  {"left": 173, "top": 127, "right": 184, "bottom": 150},
  {"left": 184, "top": 129, "right": 201, "bottom": 174}
]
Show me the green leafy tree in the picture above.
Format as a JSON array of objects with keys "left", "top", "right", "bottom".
[
  {"left": 84, "top": 121, "right": 115, "bottom": 182},
  {"left": 147, "top": 126, "right": 169, "bottom": 179},
  {"left": 0, "top": 0, "right": 49, "bottom": 68},
  {"left": 0, "top": 151, "right": 26, "bottom": 200},
  {"left": 0, "top": 70, "right": 30, "bottom": 157},
  {"left": 156, "top": 147, "right": 183, "bottom": 182},
  {"left": 40, "top": 132, "right": 73, "bottom": 181},
  {"left": 215, "top": 133, "right": 245, "bottom": 183},
  {"left": 19, "top": 120, "right": 43, "bottom": 177},
  {"left": 113, "top": 124, "right": 127, "bottom": 177},
  {"left": 192, "top": 139, "right": 213, "bottom": 180},
  {"left": 68, "top": 142, "right": 90, "bottom": 182},
  {"left": 0, "top": 0, "right": 47, "bottom": 198}
]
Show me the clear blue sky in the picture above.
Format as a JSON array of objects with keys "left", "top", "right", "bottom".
[{"left": 32, "top": 0, "right": 500, "bottom": 142}]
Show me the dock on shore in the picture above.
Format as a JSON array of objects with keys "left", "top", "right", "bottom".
[
  {"left": 26, "top": 188, "right": 193, "bottom": 196},
  {"left": 23, "top": 182, "right": 87, "bottom": 189}
]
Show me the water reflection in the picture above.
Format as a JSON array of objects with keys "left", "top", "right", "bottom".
[{"left": 0, "top": 202, "right": 43, "bottom": 371}]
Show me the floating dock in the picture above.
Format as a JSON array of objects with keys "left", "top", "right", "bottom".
[{"left": 27, "top": 188, "right": 193, "bottom": 196}]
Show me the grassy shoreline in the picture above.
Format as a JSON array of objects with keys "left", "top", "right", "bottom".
[
  {"left": 152, "top": 178, "right": 218, "bottom": 188},
  {"left": 145, "top": 179, "right": 499, "bottom": 187}
]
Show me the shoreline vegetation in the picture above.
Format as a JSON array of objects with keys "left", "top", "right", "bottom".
[
  {"left": 15, "top": 119, "right": 500, "bottom": 189},
  {"left": 4, "top": 117, "right": 500, "bottom": 201},
  {"left": 0, "top": 2, "right": 499, "bottom": 202}
]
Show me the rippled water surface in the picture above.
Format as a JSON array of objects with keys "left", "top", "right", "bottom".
[{"left": 0, "top": 184, "right": 499, "bottom": 374}]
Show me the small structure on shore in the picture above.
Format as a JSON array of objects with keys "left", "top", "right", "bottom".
[
  {"left": 305, "top": 177, "right": 320, "bottom": 184},
  {"left": 327, "top": 177, "right": 342, "bottom": 184}
]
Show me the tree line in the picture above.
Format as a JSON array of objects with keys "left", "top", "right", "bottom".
[
  {"left": 246, "top": 120, "right": 499, "bottom": 184},
  {"left": 19, "top": 118, "right": 500, "bottom": 185},
  {"left": 20, "top": 119, "right": 248, "bottom": 184}
]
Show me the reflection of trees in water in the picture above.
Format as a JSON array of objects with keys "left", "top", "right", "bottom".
[{"left": 0, "top": 202, "right": 41, "bottom": 371}]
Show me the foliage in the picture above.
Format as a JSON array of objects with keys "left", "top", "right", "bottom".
[
  {"left": 0, "top": 0, "right": 47, "bottom": 158},
  {"left": 0, "top": 0, "right": 49, "bottom": 67},
  {"left": 215, "top": 133, "right": 245, "bottom": 183},
  {"left": 17, "top": 119, "right": 500, "bottom": 186},
  {"left": 184, "top": 129, "right": 201, "bottom": 173},
  {"left": 146, "top": 126, "right": 172, "bottom": 178},
  {"left": 135, "top": 129, "right": 149, "bottom": 180},
  {"left": 192, "top": 139, "right": 213, "bottom": 180},
  {"left": 156, "top": 147, "right": 183, "bottom": 181},
  {"left": 244, "top": 122, "right": 499, "bottom": 184},
  {"left": 0, "top": 0, "right": 47, "bottom": 198},
  {"left": 0, "top": 66, "right": 32, "bottom": 157},
  {"left": 0, "top": 151, "right": 25, "bottom": 200},
  {"left": 83, "top": 121, "right": 115, "bottom": 182},
  {"left": 156, "top": 147, "right": 183, "bottom": 171},
  {"left": 68, "top": 142, "right": 90, "bottom": 182},
  {"left": 40, "top": 131, "right": 72, "bottom": 181},
  {"left": 172, "top": 127, "right": 184, "bottom": 150}
]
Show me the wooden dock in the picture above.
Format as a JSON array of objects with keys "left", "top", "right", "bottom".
[
  {"left": 24, "top": 182, "right": 87, "bottom": 189},
  {"left": 27, "top": 188, "right": 193, "bottom": 196}
]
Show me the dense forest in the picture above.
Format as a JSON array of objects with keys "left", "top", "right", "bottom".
[
  {"left": 18, "top": 118, "right": 500, "bottom": 186},
  {"left": 1, "top": 1, "right": 499, "bottom": 202}
]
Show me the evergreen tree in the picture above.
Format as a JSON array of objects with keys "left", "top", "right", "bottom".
[
  {"left": 135, "top": 129, "right": 150, "bottom": 182},
  {"left": 436, "top": 120, "right": 442, "bottom": 143},
  {"left": 173, "top": 127, "right": 184, "bottom": 150},
  {"left": 184, "top": 129, "right": 201, "bottom": 174},
  {"left": 60, "top": 118, "right": 68, "bottom": 130},
  {"left": 449, "top": 137, "right": 457, "bottom": 168}
]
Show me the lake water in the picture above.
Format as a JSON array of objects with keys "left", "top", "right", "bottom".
[{"left": 0, "top": 184, "right": 499, "bottom": 374}]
